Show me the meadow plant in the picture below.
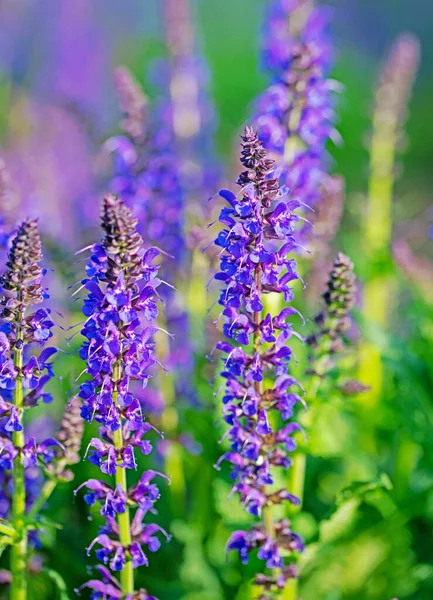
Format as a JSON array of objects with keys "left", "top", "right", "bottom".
[
  {"left": 358, "top": 33, "right": 420, "bottom": 410},
  {"left": 0, "top": 219, "right": 78, "bottom": 599},
  {"left": 0, "top": 3, "right": 427, "bottom": 599},
  {"left": 75, "top": 194, "right": 170, "bottom": 599},
  {"left": 162, "top": 0, "right": 220, "bottom": 212},
  {"left": 212, "top": 127, "right": 305, "bottom": 596},
  {"left": 109, "top": 67, "right": 194, "bottom": 406},
  {"left": 307, "top": 252, "right": 356, "bottom": 377},
  {"left": 254, "top": 0, "right": 338, "bottom": 215}
]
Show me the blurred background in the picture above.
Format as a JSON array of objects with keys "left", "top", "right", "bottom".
[{"left": 0, "top": 0, "right": 432, "bottom": 599}]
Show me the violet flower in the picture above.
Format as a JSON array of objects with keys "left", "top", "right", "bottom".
[
  {"left": 254, "top": 0, "right": 338, "bottom": 216},
  {"left": 211, "top": 127, "right": 304, "bottom": 595},
  {"left": 75, "top": 194, "right": 170, "bottom": 598},
  {"left": 161, "top": 0, "right": 220, "bottom": 212},
  {"left": 107, "top": 68, "right": 194, "bottom": 408},
  {"left": 0, "top": 219, "right": 59, "bottom": 596}
]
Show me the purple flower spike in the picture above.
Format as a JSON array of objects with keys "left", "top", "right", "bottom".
[
  {"left": 0, "top": 218, "right": 64, "bottom": 589},
  {"left": 254, "top": 0, "right": 339, "bottom": 236},
  {"left": 77, "top": 194, "right": 169, "bottom": 597},
  {"left": 210, "top": 128, "right": 305, "bottom": 595}
]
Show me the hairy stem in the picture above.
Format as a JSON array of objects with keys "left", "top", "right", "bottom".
[
  {"left": 11, "top": 333, "right": 27, "bottom": 600},
  {"left": 112, "top": 363, "right": 134, "bottom": 595}
]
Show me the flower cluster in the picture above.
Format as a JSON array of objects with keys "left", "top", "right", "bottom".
[
  {"left": 162, "top": 0, "right": 220, "bottom": 209},
  {"left": 107, "top": 67, "right": 194, "bottom": 413},
  {"left": 307, "top": 252, "right": 356, "bottom": 373},
  {"left": 75, "top": 194, "right": 170, "bottom": 598},
  {"left": 254, "top": 0, "right": 337, "bottom": 213},
  {"left": 0, "top": 218, "right": 60, "bottom": 592},
  {"left": 212, "top": 127, "right": 304, "bottom": 595},
  {"left": 0, "top": 219, "right": 57, "bottom": 464}
]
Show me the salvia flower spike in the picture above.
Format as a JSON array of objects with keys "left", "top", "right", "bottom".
[
  {"left": 212, "top": 127, "right": 305, "bottom": 596},
  {"left": 255, "top": 0, "right": 338, "bottom": 216},
  {"left": 0, "top": 219, "right": 57, "bottom": 600},
  {"left": 76, "top": 193, "right": 170, "bottom": 599},
  {"left": 307, "top": 252, "right": 356, "bottom": 375}
]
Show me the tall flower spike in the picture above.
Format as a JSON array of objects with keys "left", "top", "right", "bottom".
[
  {"left": 113, "top": 67, "right": 149, "bottom": 145},
  {"left": 307, "top": 252, "right": 356, "bottom": 374},
  {"left": 254, "top": 0, "right": 337, "bottom": 219},
  {"left": 364, "top": 33, "right": 420, "bottom": 255},
  {"left": 212, "top": 127, "right": 304, "bottom": 596},
  {"left": 358, "top": 34, "right": 420, "bottom": 412},
  {"left": 0, "top": 219, "right": 57, "bottom": 600},
  {"left": 76, "top": 193, "right": 170, "bottom": 599}
]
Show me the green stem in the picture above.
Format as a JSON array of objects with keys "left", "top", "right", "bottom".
[
  {"left": 112, "top": 364, "right": 134, "bottom": 595},
  {"left": 282, "top": 374, "right": 321, "bottom": 600},
  {"left": 357, "top": 95, "right": 398, "bottom": 414},
  {"left": 11, "top": 337, "right": 27, "bottom": 600},
  {"left": 253, "top": 267, "right": 278, "bottom": 586}
]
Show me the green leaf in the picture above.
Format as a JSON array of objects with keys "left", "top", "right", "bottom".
[
  {"left": 336, "top": 473, "right": 393, "bottom": 505},
  {"left": 0, "top": 519, "right": 16, "bottom": 539}
]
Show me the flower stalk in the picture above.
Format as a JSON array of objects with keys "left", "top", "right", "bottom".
[
  {"left": 358, "top": 34, "right": 419, "bottom": 412},
  {"left": 11, "top": 335, "right": 26, "bottom": 600},
  {"left": 212, "top": 127, "right": 305, "bottom": 597},
  {"left": 0, "top": 219, "right": 59, "bottom": 600},
  {"left": 112, "top": 363, "right": 134, "bottom": 594},
  {"left": 255, "top": 0, "right": 338, "bottom": 216},
  {"left": 76, "top": 194, "right": 170, "bottom": 600},
  {"left": 286, "top": 253, "right": 356, "bottom": 600}
]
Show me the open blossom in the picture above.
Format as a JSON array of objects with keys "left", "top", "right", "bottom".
[
  {"left": 212, "top": 127, "right": 304, "bottom": 595},
  {"left": 0, "top": 219, "right": 56, "bottom": 431},
  {"left": 254, "top": 0, "right": 338, "bottom": 215},
  {"left": 75, "top": 194, "right": 169, "bottom": 598},
  {"left": 0, "top": 219, "right": 59, "bottom": 558}
]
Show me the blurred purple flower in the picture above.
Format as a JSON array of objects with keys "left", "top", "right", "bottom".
[{"left": 254, "top": 0, "right": 339, "bottom": 221}]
